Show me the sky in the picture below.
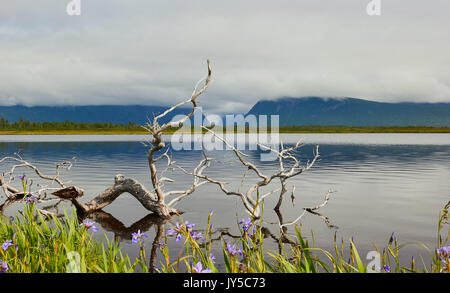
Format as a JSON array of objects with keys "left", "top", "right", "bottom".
[{"left": 0, "top": 0, "right": 449, "bottom": 113}]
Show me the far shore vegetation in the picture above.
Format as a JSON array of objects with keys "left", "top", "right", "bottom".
[{"left": 0, "top": 117, "right": 449, "bottom": 135}]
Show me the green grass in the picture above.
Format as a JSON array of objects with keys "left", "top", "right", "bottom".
[
  {"left": 0, "top": 204, "right": 140, "bottom": 273},
  {"left": 1, "top": 123, "right": 450, "bottom": 135},
  {"left": 0, "top": 129, "right": 150, "bottom": 135},
  {"left": 1, "top": 200, "right": 449, "bottom": 273}
]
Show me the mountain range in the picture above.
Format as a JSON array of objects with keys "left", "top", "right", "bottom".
[
  {"left": 0, "top": 105, "right": 192, "bottom": 125},
  {"left": 246, "top": 97, "right": 450, "bottom": 126},
  {"left": 1, "top": 97, "right": 449, "bottom": 126}
]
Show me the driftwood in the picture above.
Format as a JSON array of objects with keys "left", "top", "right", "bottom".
[
  {"left": 0, "top": 61, "right": 212, "bottom": 219},
  {"left": 178, "top": 129, "right": 325, "bottom": 219},
  {"left": 0, "top": 60, "right": 334, "bottom": 225},
  {"left": 56, "top": 174, "right": 180, "bottom": 217}
]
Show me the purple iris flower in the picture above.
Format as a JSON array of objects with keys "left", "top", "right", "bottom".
[
  {"left": 381, "top": 265, "right": 390, "bottom": 273},
  {"left": 167, "top": 222, "right": 183, "bottom": 235},
  {"left": 226, "top": 242, "right": 243, "bottom": 257},
  {"left": 167, "top": 223, "right": 183, "bottom": 242},
  {"left": 0, "top": 260, "right": 8, "bottom": 273},
  {"left": 24, "top": 196, "right": 38, "bottom": 205},
  {"left": 185, "top": 221, "right": 195, "bottom": 231},
  {"left": 167, "top": 222, "right": 196, "bottom": 242},
  {"left": 441, "top": 261, "right": 449, "bottom": 272},
  {"left": 239, "top": 218, "right": 256, "bottom": 234},
  {"left": 1, "top": 240, "right": 13, "bottom": 251},
  {"left": 191, "top": 232, "right": 203, "bottom": 241},
  {"left": 131, "top": 230, "right": 149, "bottom": 244},
  {"left": 210, "top": 253, "right": 216, "bottom": 264},
  {"left": 191, "top": 262, "right": 212, "bottom": 273},
  {"left": 437, "top": 246, "right": 450, "bottom": 272},
  {"left": 79, "top": 219, "right": 98, "bottom": 232},
  {"left": 437, "top": 246, "right": 450, "bottom": 257}
]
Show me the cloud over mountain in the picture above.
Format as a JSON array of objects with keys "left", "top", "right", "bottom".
[{"left": 1, "top": 1, "right": 450, "bottom": 113}]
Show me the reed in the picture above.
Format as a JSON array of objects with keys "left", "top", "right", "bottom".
[{"left": 1, "top": 201, "right": 448, "bottom": 273}]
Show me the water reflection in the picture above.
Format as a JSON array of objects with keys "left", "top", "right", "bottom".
[
  {"left": 0, "top": 193, "right": 336, "bottom": 272},
  {"left": 1, "top": 134, "right": 449, "bottom": 269}
]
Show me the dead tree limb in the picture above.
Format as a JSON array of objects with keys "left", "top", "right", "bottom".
[
  {"left": 184, "top": 127, "right": 321, "bottom": 219},
  {"left": 279, "top": 189, "right": 336, "bottom": 229},
  {"left": 1, "top": 60, "right": 213, "bottom": 219},
  {"left": 0, "top": 59, "right": 334, "bottom": 227}
]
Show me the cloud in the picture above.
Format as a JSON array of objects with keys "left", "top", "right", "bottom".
[{"left": 0, "top": 0, "right": 449, "bottom": 113}]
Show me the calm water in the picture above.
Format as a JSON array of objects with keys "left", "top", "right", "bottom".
[{"left": 1, "top": 133, "right": 449, "bottom": 270}]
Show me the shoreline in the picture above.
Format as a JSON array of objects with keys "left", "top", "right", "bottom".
[{"left": 1, "top": 128, "right": 450, "bottom": 135}]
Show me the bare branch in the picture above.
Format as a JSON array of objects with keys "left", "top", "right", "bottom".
[
  {"left": 279, "top": 189, "right": 335, "bottom": 229},
  {"left": 0, "top": 156, "right": 67, "bottom": 188}
]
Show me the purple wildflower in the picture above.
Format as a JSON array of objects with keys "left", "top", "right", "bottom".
[
  {"left": 167, "top": 223, "right": 181, "bottom": 242},
  {"left": 167, "top": 221, "right": 196, "bottom": 242},
  {"left": 437, "top": 246, "right": 450, "bottom": 272},
  {"left": 441, "top": 259, "right": 448, "bottom": 271},
  {"left": 79, "top": 219, "right": 98, "bottom": 232},
  {"left": 437, "top": 246, "right": 450, "bottom": 257},
  {"left": 191, "top": 232, "right": 203, "bottom": 241},
  {"left": 167, "top": 229, "right": 177, "bottom": 237},
  {"left": 18, "top": 174, "right": 25, "bottom": 180},
  {"left": 0, "top": 260, "right": 8, "bottom": 273},
  {"left": 381, "top": 265, "right": 390, "bottom": 273},
  {"left": 191, "top": 262, "right": 212, "bottom": 273},
  {"left": 1, "top": 240, "right": 13, "bottom": 251},
  {"left": 185, "top": 221, "right": 195, "bottom": 231},
  {"left": 239, "top": 218, "right": 256, "bottom": 235},
  {"left": 239, "top": 218, "right": 252, "bottom": 230},
  {"left": 210, "top": 253, "right": 216, "bottom": 263},
  {"left": 24, "top": 196, "right": 38, "bottom": 205},
  {"left": 131, "top": 230, "right": 149, "bottom": 244},
  {"left": 226, "top": 242, "right": 243, "bottom": 257},
  {"left": 167, "top": 222, "right": 183, "bottom": 236}
]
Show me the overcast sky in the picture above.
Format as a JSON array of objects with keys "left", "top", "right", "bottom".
[{"left": 0, "top": 0, "right": 449, "bottom": 113}]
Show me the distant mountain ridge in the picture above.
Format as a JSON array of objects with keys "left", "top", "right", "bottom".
[
  {"left": 1, "top": 97, "right": 449, "bottom": 126},
  {"left": 246, "top": 97, "right": 450, "bottom": 127},
  {"left": 0, "top": 105, "right": 193, "bottom": 125}
]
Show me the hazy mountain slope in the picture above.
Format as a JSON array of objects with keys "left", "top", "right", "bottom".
[
  {"left": 246, "top": 97, "right": 450, "bottom": 126},
  {"left": 1, "top": 97, "right": 449, "bottom": 126},
  {"left": 0, "top": 105, "right": 193, "bottom": 125}
]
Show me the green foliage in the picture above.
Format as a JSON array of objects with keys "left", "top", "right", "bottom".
[
  {"left": 0, "top": 204, "right": 136, "bottom": 273},
  {"left": 1, "top": 201, "right": 449, "bottom": 273},
  {"left": 0, "top": 117, "right": 143, "bottom": 132},
  {"left": 1, "top": 117, "right": 449, "bottom": 134}
]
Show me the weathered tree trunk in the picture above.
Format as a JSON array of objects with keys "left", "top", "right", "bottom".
[
  {"left": 0, "top": 61, "right": 212, "bottom": 220},
  {"left": 52, "top": 174, "right": 181, "bottom": 218}
]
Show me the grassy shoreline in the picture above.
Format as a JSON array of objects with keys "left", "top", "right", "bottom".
[
  {"left": 1, "top": 202, "right": 449, "bottom": 273},
  {"left": 1, "top": 126, "right": 450, "bottom": 135}
]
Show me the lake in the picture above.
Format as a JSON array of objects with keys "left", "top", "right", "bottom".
[{"left": 0, "top": 133, "right": 449, "bottom": 271}]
